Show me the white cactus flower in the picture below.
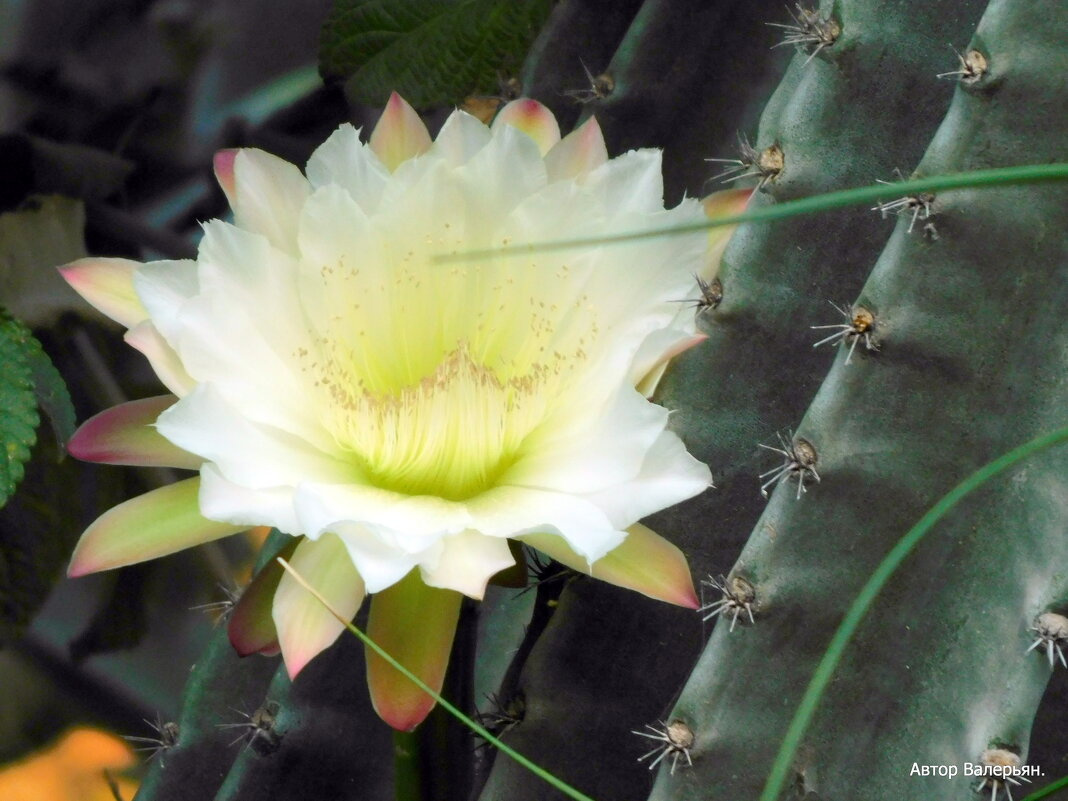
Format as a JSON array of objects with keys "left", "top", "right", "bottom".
[{"left": 60, "top": 93, "right": 726, "bottom": 729}]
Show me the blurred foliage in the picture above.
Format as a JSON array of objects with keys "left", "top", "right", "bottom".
[
  {"left": 0, "top": 196, "right": 88, "bottom": 328},
  {"left": 0, "top": 0, "right": 349, "bottom": 783},
  {"left": 0, "top": 727, "right": 138, "bottom": 800},
  {"left": 319, "top": 0, "right": 552, "bottom": 107}
]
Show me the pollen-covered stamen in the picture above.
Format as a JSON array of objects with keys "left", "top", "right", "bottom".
[
  {"left": 758, "top": 431, "right": 819, "bottom": 500},
  {"left": 1027, "top": 612, "right": 1068, "bottom": 669},
  {"left": 632, "top": 720, "right": 695, "bottom": 775},
  {"left": 297, "top": 236, "right": 602, "bottom": 500},
  {"left": 974, "top": 749, "right": 1030, "bottom": 801},
  {"left": 811, "top": 301, "right": 878, "bottom": 364},
  {"left": 699, "top": 574, "right": 756, "bottom": 631}
]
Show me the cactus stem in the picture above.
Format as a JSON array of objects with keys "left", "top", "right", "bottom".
[
  {"left": 124, "top": 714, "right": 180, "bottom": 767},
  {"left": 705, "top": 136, "right": 783, "bottom": 190},
  {"left": 766, "top": 5, "right": 840, "bottom": 65},
  {"left": 189, "top": 582, "right": 242, "bottom": 626},
  {"left": 562, "top": 61, "right": 614, "bottom": 104},
  {"left": 477, "top": 692, "right": 526, "bottom": 745},
  {"left": 1026, "top": 612, "right": 1068, "bottom": 669},
  {"left": 871, "top": 180, "right": 936, "bottom": 234},
  {"left": 811, "top": 302, "right": 878, "bottom": 364},
  {"left": 758, "top": 432, "right": 820, "bottom": 499},
  {"left": 217, "top": 701, "right": 281, "bottom": 753},
  {"left": 632, "top": 721, "right": 695, "bottom": 775},
  {"left": 699, "top": 575, "right": 756, "bottom": 631},
  {"left": 937, "top": 47, "right": 988, "bottom": 84},
  {"left": 668, "top": 275, "right": 723, "bottom": 315},
  {"left": 974, "top": 749, "right": 1030, "bottom": 801}
]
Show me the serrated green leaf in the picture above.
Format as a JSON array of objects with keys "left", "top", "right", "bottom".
[
  {"left": 23, "top": 334, "right": 76, "bottom": 450},
  {"left": 320, "top": 0, "right": 553, "bottom": 108},
  {"left": 0, "top": 312, "right": 40, "bottom": 507}
]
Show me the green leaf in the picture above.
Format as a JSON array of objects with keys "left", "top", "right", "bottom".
[
  {"left": 0, "top": 311, "right": 40, "bottom": 507},
  {"left": 319, "top": 0, "right": 553, "bottom": 108},
  {"left": 23, "top": 332, "right": 76, "bottom": 451}
]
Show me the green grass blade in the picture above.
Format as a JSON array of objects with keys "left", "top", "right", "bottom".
[
  {"left": 436, "top": 163, "right": 1068, "bottom": 262},
  {"left": 276, "top": 558, "right": 597, "bottom": 801},
  {"left": 760, "top": 425, "right": 1068, "bottom": 801},
  {"left": 1021, "top": 773, "right": 1068, "bottom": 801}
]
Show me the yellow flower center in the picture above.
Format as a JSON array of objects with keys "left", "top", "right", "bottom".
[{"left": 297, "top": 246, "right": 600, "bottom": 500}]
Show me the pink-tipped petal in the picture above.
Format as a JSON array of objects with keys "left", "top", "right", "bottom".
[
  {"left": 522, "top": 522, "right": 699, "bottom": 609},
  {"left": 492, "top": 98, "right": 561, "bottom": 156},
  {"left": 273, "top": 533, "right": 365, "bottom": 678},
  {"left": 229, "top": 149, "right": 310, "bottom": 254},
  {"left": 702, "top": 187, "right": 753, "bottom": 277},
  {"left": 68, "top": 395, "right": 201, "bottom": 469},
  {"left": 58, "top": 258, "right": 147, "bottom": 328},
  {"left": 68, "top": 477, "right": 245, "bottom": 577},
  {"left": 635, "top": 333, "right": 708, "bottom": 399},
  {"left": 228, "top": 537, "right": 300, "bottom": 656},
  {"left": 213, "top": 149, "right": 238, "bottom": 204},
  {"left": 702, "top": 186, "right": 753, "bottom": 219},
  {"left": 366, "top": 570, "right": 462, "bottom": 731},
  {"left": 124, "top": 321, "right": 196, "bottom": 396},
  {"left": 369, "top": 93, "right": 433, "bottom": 172},
  {"left": 544, "top": 116, "right": 608, "bottom": 181}
]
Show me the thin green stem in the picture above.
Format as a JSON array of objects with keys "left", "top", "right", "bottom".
[
  {"left": 393, "top": 729, "right": 423, "bottom": 801},
  {"left": 760, "top": 425, "right": 1068, "bottom": 801},
  {"left": 435, "top": 163, "right": 1068, "bottom": 262},
  {"left": 1021, "top": 773, "right": 1068, "bottom": 801},
  {"left": 276, "top": 558, "right": 598, "bottom": 801}
]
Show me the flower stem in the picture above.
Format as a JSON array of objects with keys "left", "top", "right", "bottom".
[{"left": 392, "top": 730, "right": 423, "bottom": 801}]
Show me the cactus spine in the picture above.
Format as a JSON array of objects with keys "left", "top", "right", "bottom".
[{"left": 652, "top": 0, "right": 1068, "bottom": 798}]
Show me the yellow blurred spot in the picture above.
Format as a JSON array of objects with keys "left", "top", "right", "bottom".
[
  {"left": 460, "top": 95, "right": 502, "bottom": 124},
  {"left": 0, "top": 728, "right": 139, "bottom": 801}
]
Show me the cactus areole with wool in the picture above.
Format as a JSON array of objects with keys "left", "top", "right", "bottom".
[{"left": 58, "top": 93, "right": 714, "bottom": 730}]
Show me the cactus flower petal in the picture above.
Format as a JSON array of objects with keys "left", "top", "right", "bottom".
[
  {"left": 61, "top": 94, "right": 715, "bottom": 728},
  {"left": 273, "top": 533, "right": 365, "bottom": 678},
  {"left": 306, "top": 124, "right": 392, "bottom": 212},
  {"left": 633, "top": 332, "right": 708, "bottom": 398},
  {"left": 123, "top": 321, "right": 196, "bottom": 396},
  {"left": 366, "top": 570, "right": 462, "bottom": 731},
  {"left": 430, "top": 109, "right": 493, "bottom": 167},
  {"left": 418, "top": 529, "right": 515, "bottom": 599},
  {"left": 228, "top": 537, "right": 300, "bottom": 656},
  {"left": 226, "top": 149, "right": 310, "bottom": 255},
  {"left": 68, "top": 478, "right": 245, "bottom": 577},
  {"left": 702, "top": 187, "right": 753, "bottom": 277},
  {"left": 493, "top": 98, "right": 561, "bottom": 156},
  {"left": 213, "top": 149, "right": 238, "bottom": 202},
  {"left": 522, "top": 522, "right": 699, "bottom": 609},
  {"left": 545, "top": 116, "right": 608, "bottom": 181},
  {"left": 58, "top": 257, "right": 147, "bottom": 327},
  {"left": 369, "top": 92, "right": 433, "bottom": 171},
  {"left": 68, "top": 395, "right": 201, "bottom": 469}
]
